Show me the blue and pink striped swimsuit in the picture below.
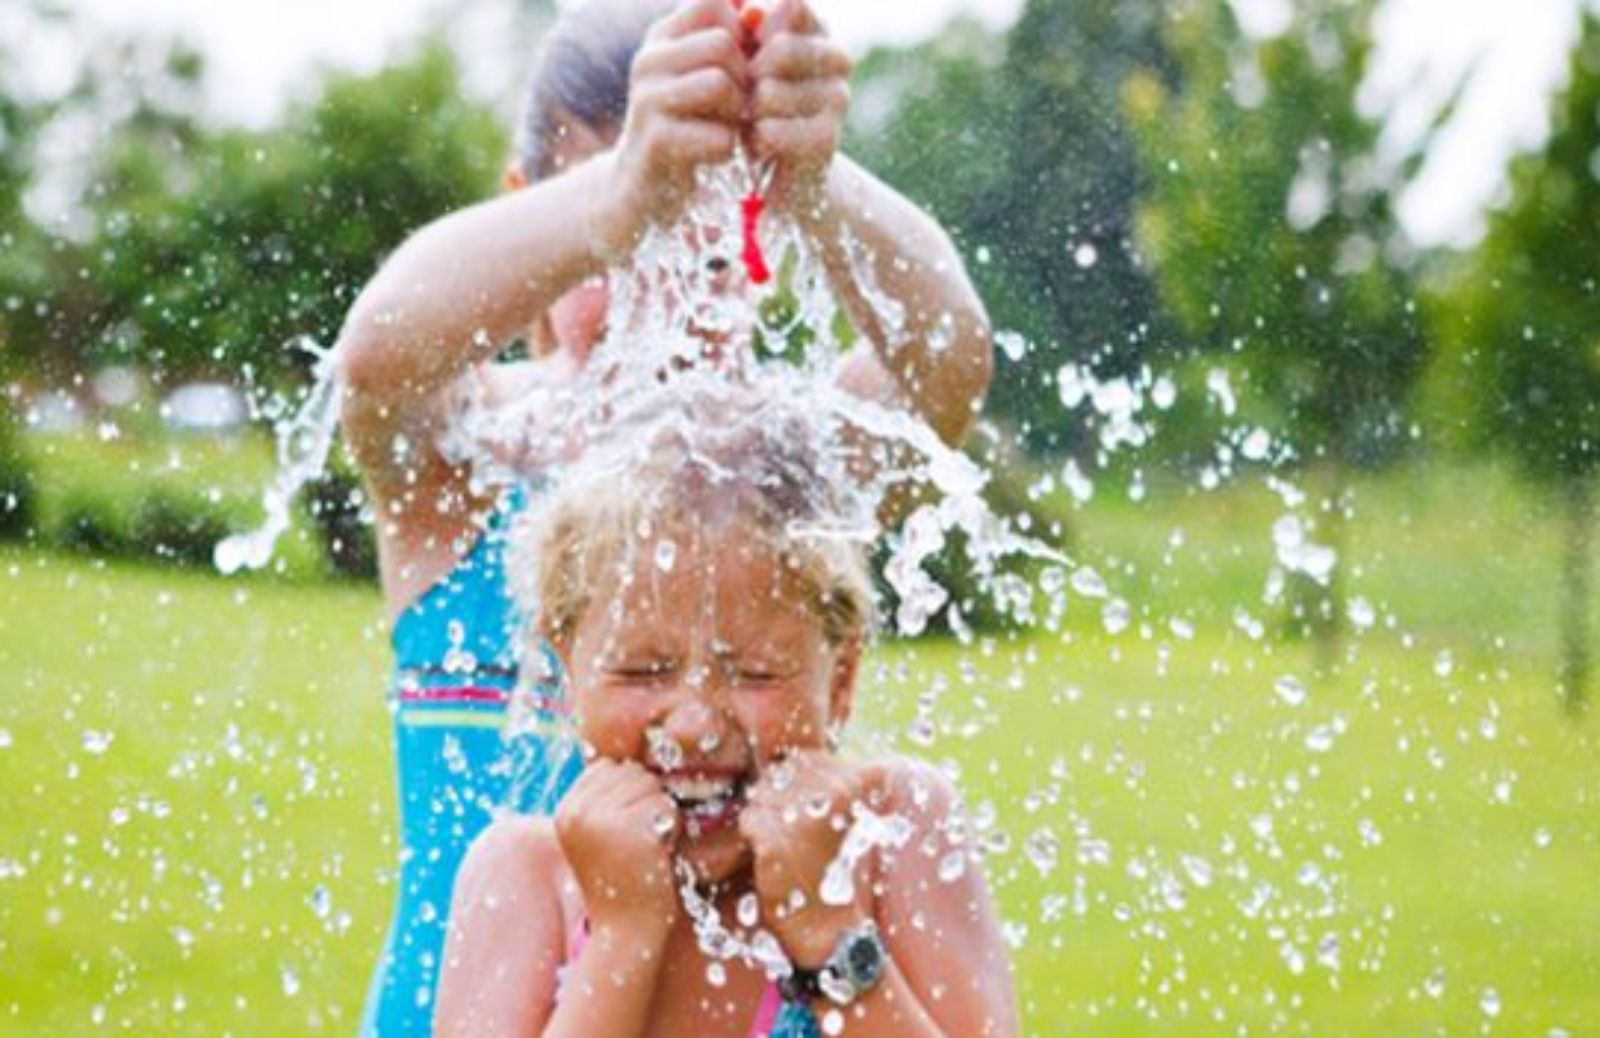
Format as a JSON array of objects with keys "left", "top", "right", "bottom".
[{"left": 360, "top": 493, "right": 581, "bottom": 1035}]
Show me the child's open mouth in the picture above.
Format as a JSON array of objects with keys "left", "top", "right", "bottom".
[{"left": 663, "top": 773, "right": 748, "bottom": 839}]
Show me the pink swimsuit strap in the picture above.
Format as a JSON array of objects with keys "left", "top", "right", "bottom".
[{"left": 567, "top": 920, "right": 785, "bottom": 1038}]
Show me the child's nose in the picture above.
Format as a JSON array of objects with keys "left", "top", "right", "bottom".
[{"left": 662, "top": 696, "right": 732, "bottom": 757}]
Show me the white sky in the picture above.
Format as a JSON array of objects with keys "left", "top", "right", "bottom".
[{"left": 35, "top": 0, "right": 1595, "bottom": 247}]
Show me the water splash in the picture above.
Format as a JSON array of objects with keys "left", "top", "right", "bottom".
[{"left": 213, "top": 339, "right": 342, "bottom": 575}]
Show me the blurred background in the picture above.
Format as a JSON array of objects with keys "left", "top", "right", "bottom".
[{"left": 1, "top": 0, "right": 1598, "bottom": 1033}]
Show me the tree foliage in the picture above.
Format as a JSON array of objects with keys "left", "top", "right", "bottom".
[
  {"left": 1130, "top": 0, "right": 1424, "bottom": 468},
  {"left": 1432, "top": 13, "right": 1600, "bottom": 706},
  {"left": 23, "top": 38, "right": 506, "bottom": 389},
  {"left": 848, "top": 0, "right": 1172, "bottom": 453}
]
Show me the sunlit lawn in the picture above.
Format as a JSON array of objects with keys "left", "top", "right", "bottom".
[{"left": 1, "top": 461, "right": 1598, "bottom": 1035}]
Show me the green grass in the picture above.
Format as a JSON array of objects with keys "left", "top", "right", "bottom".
[{"left": 1, "top": 461, "right": 1598, "bottom": 1035}]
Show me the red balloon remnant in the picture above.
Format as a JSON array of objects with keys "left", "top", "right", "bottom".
[
  {"left": 741, "top": 190, "right": 771, "bottom": 285},
  {"left": 732, "top": 0, "right": 770, "bottom": 285}
]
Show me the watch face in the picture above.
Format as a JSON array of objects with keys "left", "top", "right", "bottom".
[{"left": 846, "top": 931, "right": 885, "bottom": 985}]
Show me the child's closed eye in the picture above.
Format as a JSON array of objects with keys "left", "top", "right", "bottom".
[
  {"left": 606, "top": 658, "right": 678, "bottom": 683},
  {"left": 729, "top": 663, "right": 798, "bottom": 688}
]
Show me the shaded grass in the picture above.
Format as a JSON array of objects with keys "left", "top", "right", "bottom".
[{"left": 1, "top": 457, "right": 1599, "bottom": 1034}]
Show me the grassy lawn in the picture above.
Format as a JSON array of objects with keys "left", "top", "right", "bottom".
[{"left": 1, "top": 460, "right": 1598, "bottom": 1035}]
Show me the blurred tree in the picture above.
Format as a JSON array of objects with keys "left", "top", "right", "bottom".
[
  {"left": 0, "top": 15, "right": 53, "bottom": 538},
  {"left": 36, "top": 37, "right": 505, "bottom": 389},
  {"left": 1431, "top": 14, "right": 1600, "bottom": 710},
  {"left": 847, "top": 1, "right": 1173, "bottom": 455},
  {"left": 1129, "top": 0, "right": 1425, "bottom": 655}
]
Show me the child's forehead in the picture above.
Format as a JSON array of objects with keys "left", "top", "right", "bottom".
[{"left": 590, "top": 532, "right": 815, "bottom": 633}]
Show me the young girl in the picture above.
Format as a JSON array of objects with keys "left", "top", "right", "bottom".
[
  {"left": 336, "top": 0, "right": 994, "bottom": 1030},
  {"left": 434, "top": 397, "right": 1019, "bottom": 1037}
]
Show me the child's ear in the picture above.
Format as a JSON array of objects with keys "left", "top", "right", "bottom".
[{"left": 827, "top": 639, "right": 861, "bottom": 731}]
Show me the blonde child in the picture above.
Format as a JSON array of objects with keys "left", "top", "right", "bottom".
[{"left": 435, "top": 393, "right": 1018, "bottom": 1037}]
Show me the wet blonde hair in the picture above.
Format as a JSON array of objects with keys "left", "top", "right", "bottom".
[{"left": 508, "top": 387, "right": 875, "bottom": 650}]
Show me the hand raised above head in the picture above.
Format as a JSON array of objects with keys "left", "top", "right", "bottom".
[
  {"left": 745, "top": 0, "right": 852, "bottom": 218},
  {"left": 590, "top": 0, "right": 751, "bottom": 257}
]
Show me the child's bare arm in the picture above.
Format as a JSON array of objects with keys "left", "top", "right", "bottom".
[
  {"left": 855, "top": 760, "right": 1021, "bottom": 1037},
  {"left": 435, "top": 819, "right": 568, "bottom": 1036}
]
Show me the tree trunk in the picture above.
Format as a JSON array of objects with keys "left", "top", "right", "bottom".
[
  {"left": 1312, "top": 459, "right": 1349, "bottom": 676},
  {"left": 1559, "top": 476, "right": 1594, "bottom": 713}
]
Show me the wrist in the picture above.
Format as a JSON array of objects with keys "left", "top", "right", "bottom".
[
  {"left": 779, "top": 904, "right": 872, "bottom": 971},
  {"left": 584, "top": 152, "right": 646, "bottom": 267},
  {"left": 779, "top": 918, "right": 890, "bottom": 1008}
]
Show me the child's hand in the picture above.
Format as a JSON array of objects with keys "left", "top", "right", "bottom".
[
  {"left": 747, "top": 0, "right": 851, "bottom": 219},
  {"left": 740, "top": 750, "right": 883, "bottom": 968},
  {"left": 591, "top": 0, "right": 749, "bottom": 258},
  {"left": 554, "top": 759, "right": 681, "bottom": 937}
]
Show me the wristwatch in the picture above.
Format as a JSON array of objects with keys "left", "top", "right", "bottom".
[{"left": 779, "top": 921, "right": 888, "bottom": 1006}]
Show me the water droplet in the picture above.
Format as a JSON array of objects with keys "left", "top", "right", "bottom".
[
  {"left": 654, "top": 539, "right": 678, "bottom": 572},
  {"left": 1279, "top": 942, "right": 1306, "bottom": 975},
  {"left": 706, "top": 961, "right": 727, "bottom": 988},
  {"left": 1347, "top": 597, "right": 1376, "bottom": 630},
  {"left": 1480, "top": 987, "right": 1502, "bottom": 1018},
  {"left": 310, "top": 886, "right": 332, "bottom": 920},
  {"left": 1023, "top": 828, "right": 1059, "bottom": 876},
  {"left": 1102, "top": 599, "right": 1131, "bottom": 635},
  {"left": 1434, "top": 649, "right": 1454, "bottom": 679},
  {"left": 822, "top": 1008, "right": 845, "bottom": 1036},
  {"left": 1274, "top": 676, "right": 1307, "bottom": 707},
  {"left": 737, "top": 893, "right": 760, "bottom": 928},
  {"left": 995, "top": 330, "right": 1028, "bottom": 362},
  {"left": 81, "top": 730, "right": 113, "bottom": 755},
  {"left": 281, "top": 967, "right": 301, "bottom": 998},
  {"left": 1071, "top": 566, "right": 1108, "bottom": 599},
  {"left": 645, "top": 725, "right": 683, "bottom": 772},
  {"left": 1180, "top": 854, "right": 1213, "bottom": 888},
  {"left": 1423, "top": 968, "right": 1446, "bottom": 999},
  {"left": 0, "top": 729, "right": 11, "bottom": 750},
  {"left": 1304, "top": 724, "right": 1336, "bottom": 753},
  {"left": 1316, "top": 933, "right": 1341, "bottom": 971},
  {"left": 1240, "top": 427, "right": 1272, "bottom": 461},
  {"left": 1073, "top": 242, "right": 1099, "bottom": 268},
  {"left": 938, "top": 850, "right": 968, "bottom": 884},
  {"left": 1534, "top": 828, "right": 1553, "bottom": 849}
]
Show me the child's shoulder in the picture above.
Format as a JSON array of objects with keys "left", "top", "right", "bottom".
[{"left": 456, "top": 812, "right": 574, "bottom": 906}]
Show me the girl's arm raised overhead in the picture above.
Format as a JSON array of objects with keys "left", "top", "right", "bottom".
[
  {"left": 747, "top": 0, "right": 994, "bottom": 447},
  {"left": 336, "top": 0, "right": 752, "bottom": 495}
]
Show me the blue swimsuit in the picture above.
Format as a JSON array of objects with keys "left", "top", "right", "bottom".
[{"left": 360, "top": 495, "right": 581, "bottom": 1035}]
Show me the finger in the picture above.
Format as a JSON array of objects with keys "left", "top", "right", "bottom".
[
  {"left": 752, "top": 33, "right": 848, "bottom": 82},
  {"left": 650, "top": 0, "right": 742, "bottom": 40},
  {"left": 749, "top": 114, "right": 839, "bottom": 165},
  {"left": 660, "top": 67, "right": 747, "bottom": 123},
  {"left": 750, "top": 76, "right": 847, "bottom": 122},
  {"left": 634, "top": 26, "right": 748, "bottom": 87},
  {"left": 634, "top": 116, "right": 739, "bottom": 174}
]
